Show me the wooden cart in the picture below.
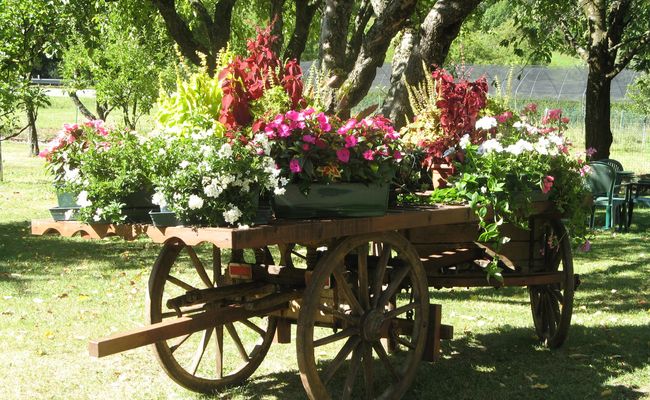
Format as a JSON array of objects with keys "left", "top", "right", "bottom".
[{"left": 31, "top": 201, "right": 577, "bottom": 399}]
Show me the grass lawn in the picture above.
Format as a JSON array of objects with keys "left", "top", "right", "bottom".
[{"left": 1, "top": 141, "right": 649, "bottom": 399}]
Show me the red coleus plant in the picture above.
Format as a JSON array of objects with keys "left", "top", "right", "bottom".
[{"left": 219, "top": 26, "right": 305, "bottom": 131}]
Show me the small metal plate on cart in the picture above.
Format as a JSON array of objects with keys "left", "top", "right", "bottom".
[{"left": 228, "top": 263, "right": 252, "bottom": 280}]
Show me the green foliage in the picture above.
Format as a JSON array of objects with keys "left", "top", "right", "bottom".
[
  {"left": 250, "top": 85, "right": 292, "bottom": 122},
  {"left": 627, "top": 73, "right": 650, "bottom": 117},
  {"left": 60, "top": 4, "right": 175, "bottom": 129}
]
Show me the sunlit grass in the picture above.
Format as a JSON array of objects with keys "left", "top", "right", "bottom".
[{"left": 1, "top": 142, "right": 649, "bottom": 399}]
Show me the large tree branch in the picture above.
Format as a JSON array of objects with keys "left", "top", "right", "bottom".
[
  {"left": 335, "top": 0, "right": 417, "bottom": 117},
  {"left": 344, "top": 0, "right": 373, "bottom": 72},
  {"left": 190, "top": 0, "right": 216, "bottom": 45},
  {"left": 270, "top": 0, "right": 285, "bottom": 56},
  {"left": 150, "top": 0, "right": 208, "bottom": 65},
  {"left": 558, "top": 16, "right": 589, "bottom": 61},
  {"left": 606, "top": 0, "right": 632, "bottom": 60},
  {"left": 284, "top": 0, "right": 321, "bottom": 62},
  {"left": 68, "top": 91, "right": 97, "bottom": 120},
  {"left": 211, "top": 0, "right": 237, "bottom": 52},
  {"left": 609, "top": 29, "right": 650, "bottom": 78}
]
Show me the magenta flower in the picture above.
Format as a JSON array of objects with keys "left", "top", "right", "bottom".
[
  {"left": 278, "top": 124, "right": 291, "bottom": 137},
  {"left": 363, "top": 150, "right": 374, "bottom": 160},
  {"left": 336, "top": 148, "right": 350, "bottom": 163},
  {"left": 286, "top": 110, "right": 305, "bottom": 122},
  {"left": 316, "top": 113, "right": 331, "bottom": 132},
  {"left": 541, "top": 175, "right": 555, "bottom": 193},
  {"left": 302, "top": 134, "right": 316, "bottom": 144},
  {"left": 290, "top": 158, "right": 302, "bottom": 173},
  {"left": 393, "top": 150, "right": 402, "bottom": 160},
  {"left": 338, "top": 119, "right": 357, "bottom": 135},
  {"left": 302, "top": 143, "right": 310, "bottom": 151},
  {"left": 345, "top": 135, "right": 358, "bottom": 148},
  {"left": 586, "top": 147, "right": 597, "bottom": 157}
]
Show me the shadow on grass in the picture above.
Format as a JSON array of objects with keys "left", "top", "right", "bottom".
[
  {"left": 206, "top": 323, "right": 649, "bottom": 400},
  {"left": 0, "top": 220, "right": 159, "bottom": 280}
]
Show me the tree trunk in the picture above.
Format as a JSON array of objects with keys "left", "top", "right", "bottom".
[
  {"left": 97, "top": 101, "right": 110, "bottom": 121},
  {"left": 381, "top": 29, "right": 418, "bottom": 128},
  {"left": 283, "top": 0, "right": 320, "bottom": 63},
  {"left": 382, "top": 0, "right": 482, "bottom": 128},
  {"left": 585, "top": 69, "right": 613, "bottom": 160},
  {"left": 334, "top": 0, "right": 417, "bottom": 118},
  {"left": 69, "top": 91, "right": 97, "bottom": 120},
  {"left": 26, "top": 100, "right": 39, "bottom": 156},
  {"left": 270, "top": 0, "right": 285, "bottom": 56},
  {"left": 317, "top": 0, "right": 354, "bottom": 112}
]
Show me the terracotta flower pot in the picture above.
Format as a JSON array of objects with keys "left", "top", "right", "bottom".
[{"left": 430, "top": 163, "right": 454, "bottom": 189}]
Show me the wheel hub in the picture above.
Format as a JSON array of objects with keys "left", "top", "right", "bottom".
[{"left": 361, "top": 309, "right": 384, "bottom": 342}]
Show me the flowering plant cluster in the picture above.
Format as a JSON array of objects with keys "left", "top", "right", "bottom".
[
  {"left": 147, "top": 128, "right": 283, "bottom": 227},
  {"left": 255, "top": 109, "right": 402, "bottom": 192},
  {"left": 39, "top": 120, "right": 108, "bottom": 187},
  {"left": 42, "top": 123, "right": 154, "bottom": 224},
  {"left": 431, "top": 104, "right": 592, "bottom": 279},
  {"left": 402, "top": 67, "right": 488, "bottom": 169}
]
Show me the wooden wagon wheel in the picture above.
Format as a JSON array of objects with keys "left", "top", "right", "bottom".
[
  {"left": 528, "top": 218, "right": 574, "bottom": 348},
  {"left": 296, "top": 232, "right": 429, "bottom": 400},
  {"left": 147, "top": 241, "right": 277, "bottom": 393}
]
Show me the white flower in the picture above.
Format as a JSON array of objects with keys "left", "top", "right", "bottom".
[
  {"left": 63, "top": 167, "right": 81, "bottom": 183},
  {"left": 179, "top": 160, "right": 190, "bottom": 169},
  {"left": 480, "top": 186, "right": 487, "bottom": 194},
  {"left": 187, "top": 195, "right": 204, "bottom": 210},
  {"left": 547, "top": 134, "right": 564, "bottom": 146},
  {"left": 534, "top": 137, "right": 550, "bottom": 155},
  {"left": 477, "top": 139, "right": 503, "bottom": 155},
  {"left": 223, "top": 205, "right": 242, "bottom": 225},
  {"left": 217, "top": 143, "right": 233, "bottom": 159},
  {"left": 152, "top": 192, "right": 167, "bottom": 208},
  {"left": 459, "top": 134, "right": 471, "bottom": 149},
  {"left": 200, "top": 145, "right": 213, "bottom": 157},
  {"left": 158, "top": 148, "right": 166, "bottom": 156},
  {"left": 505, "top": 139, "right": 534, "bottom": 156},
  {"left": 64, "top": 209, "right": 75, "bottom": 221},
  {"left": 274, "top": 186, "right": 286, "bottom": 195},
  {"left": 238, "top": 224, "right": 250, "bottom": 230},
  {"left": 501, "top": 236, "right": 511, "bottom": 244},
  {"left": 442, "top": 146, "right": 456, "bottom": 158},
  {"left": 475, "top": 116, "right": 498, "bottom": 130},
  {"left": 513, "top": 121, "right": 525, "bottom": 130},
  {"left": 203, "top": 179, "right": 223, "bottom": 198},
  {"left": 93, "top": 208, "right": 104, "bottom": 222},
  {"left": 77, "top": 191, "right": 92, "bottom": 207}
]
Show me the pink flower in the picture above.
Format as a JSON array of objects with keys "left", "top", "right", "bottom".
[
  {"left": 278, "top": 124, "right": 291, "bottom": 138},
  {"left": 302, "top": 143, "right": 310, "bottom": 151},
  {"left": 393, "top": 150, "right": 402, "bottom": 160},
  {"left": 38, "top": 150, "right": 49, "bottom": 158},
  {"left": 523, "top": 103, "right": 538, "bottom": 114},
  {"left": 383, "top": 128, "right": 399, "bottom": 141},
  {"left": 345, "top": 135, "right": 358, "bottom": 148},
  {"left": 496, "top": 111, "right": 513, "bottom": 123},
  {"left": 272, "top": 114, "right": 284, "bottom": 125},
  {"left": 542, "top": 175, "right": 555, "bottom": 193},
  {"left": 289, "top": 158, "right": 302, "bottom": 173},
  {"left": 303, "top": 107, "right": 316, "bottom": 116},
  {"left": 316, "top": 113, "right": 331, "bottom": 132},
  {"left": 579, "top": 165, "right": 591, "bottom": 177},
  {"left": 363, "top": 150, "right": 374, "bottom": 160},
  {"left": 586, "top": 147, "right": 597, "bottom": 157},
  {"left": 336, "top": 148, "right": 350, "bottom": 163},
  {"left": 542, "top": 108, "right": 562, "bottom": 124},
  {"left": 63, "top": 123, "right": 79, "bottom": 132},
  {"left": 338, "top": 119, "right": 357, "bottom": 135},
  {"left": 561, "top": 117, "right": 570, "bottom": 124},
  {"left": 302, "top": 134, "right": 316, "bottom": 144},
  {"left": 286, "top": 110, "right": 305, "bottom": 122}
]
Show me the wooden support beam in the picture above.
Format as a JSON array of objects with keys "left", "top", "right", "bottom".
[
  {"left": 422, "top": 304, "right": 442, "bottom": 362},
  {"left": 428, "top": 272, "right": 564, "bottom": 288},
  {"left": 89, "top": 290, "right": 302, "bottom": 358},
  {"left": 274, "top": 318, "right": 292, "bottom": 344}
]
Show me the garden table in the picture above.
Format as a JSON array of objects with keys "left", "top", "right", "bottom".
[
  {"left": 31, "top": 201, "right": 577, "bottom": 399},
  {"left": 623, "top": 177, "right": 650, "bottom": 230}
]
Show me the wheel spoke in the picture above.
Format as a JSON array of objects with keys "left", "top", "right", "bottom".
[
  {"left": 160, "top": 304, "right": 205, "bottom": 319},
  {"left": 314, "top": 327, "right": 358, "bottom": 348},
  {"left": 167, "top": 275, "right": 196, "bottom": 292},
  {"left": 212, "top": 246, "right": 222, "bottom": 285},
  {"left": 323, "top": 336, "right": 362, "bottom": 384},
  {"left": 362, "top": 343, "right": 373, "bottom": 400},
  {"left": 378, "top": 265, "right": 410, "bottom": 309},
  {"left": 333, "top": 267, "right": 364, "bottom": 316},
  {"left": 240, "top": 318, "right": 266, "bottom": 337},
  {"left": 371, "top": 245, "right": 391, "bottom": 308},
  {"left": 357, "top": 245, "right": 370, "bottom": 310},
  {"left": 318, "top": 304, "right": 358, "bottom": 324},
  {"left": 186, "top": 246, "right": 213, "bottom": 288},
  {"left": 342, "top": 347, "right": 362, "bottom": 400},
  {"left": 169, "top": 333, "right": 193, "bottom": 354},
  {"left": 392, "top": 330, "right": 415, "bottom": 350},
  {"left": 190, "top": 327, "right": 214, "bottom": 375},
  {"left": 384, "top": 301, "right": 417, "bottom": 320},
  {"left": 226, "top": 323, "right": 250, "bottom": 362},
  {"left": 215, "top": 325, "right": 223, "bottom": 379},
  {"left": 372, "top": 342, "right": 399, "bottom": 383}
]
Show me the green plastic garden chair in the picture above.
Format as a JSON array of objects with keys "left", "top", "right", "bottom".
[{"left": 586, "top": 162, "right": 627, "bottom": 230}]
